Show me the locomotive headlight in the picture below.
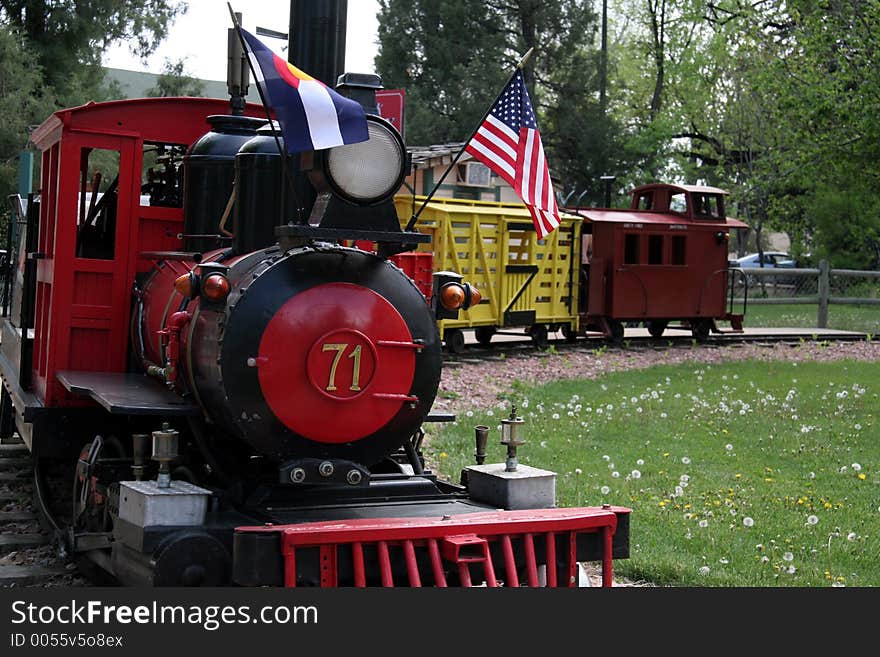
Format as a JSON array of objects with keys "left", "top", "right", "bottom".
[{"left": 324, "top": 115, "right": 407, "bottom": 205}]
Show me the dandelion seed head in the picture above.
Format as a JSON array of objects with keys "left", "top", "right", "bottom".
[
  {"left": 699, "top": 519, "right": 708, "bottom": 528},
  {"left": 631, "top": 469, "right": 641, "bottom": 479},
  {"left": 682, "top": 456, "right": 691, "bottom": 465},
  {"left": 783, "top": 552, "right": 794, "bottom": 562},
  {"left": 852, "top": 463, "right": 862, "bottom": 472},
  {"left": 743, "top": 517, "right": 754, "bottom": 527},
  {"left": 699, "top": 566, "right": 710, "bottom": 575},
  {"left": 725, "top": 444, "right": 734, "bottom": 451},
  {"left": 807, "top": 515, "right": 819, "bottom": 525},
  {"left": 600, "top": 486, "right": 611, "bottom": 495},
  {"left": 611, "top": 471, "right": 620, "bottom": 478}
]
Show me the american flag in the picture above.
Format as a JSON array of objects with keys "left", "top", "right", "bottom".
[{"left": 465, "top": 70, "right": 560, "bottom": 237}]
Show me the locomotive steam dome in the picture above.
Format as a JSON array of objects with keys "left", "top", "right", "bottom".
[
  {"left": 187, "top": 245, "right": 442, "bottom": 467},
  {"left": 182, "top": 114, "right": 266, "bottom": 252}
]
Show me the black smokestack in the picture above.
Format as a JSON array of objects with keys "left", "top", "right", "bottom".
[{"left": 289, "top": 0, "right": 348, "bottom": 86}]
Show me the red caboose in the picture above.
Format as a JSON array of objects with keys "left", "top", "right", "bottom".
[{"left": 576, "top": 183, "right": 747, "bottom": 341}]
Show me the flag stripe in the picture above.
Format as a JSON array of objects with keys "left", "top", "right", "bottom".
[
  {"left": 297, "top": 79, "right": 345, "bottom": 149},
  {"left": 466, "top": 140, "right": 516, "bottom": 182}
]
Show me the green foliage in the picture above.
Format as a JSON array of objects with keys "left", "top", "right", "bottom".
[
  {"left": 807, "top": 185, "right": 880, "bottom": 270},
  {"left": 0, "top": 0, "right": 186, "bottom": 100},
  {"left": 376, "top": 0, "right": 614, "bottom": 201},
  {"left": 0, "top": 0, "right": 184, "bottom": 205},
  {"left": 146, "top": 58, "right": 205, "bottom": 98}
]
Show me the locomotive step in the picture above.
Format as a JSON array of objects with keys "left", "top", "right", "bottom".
[
  {"left": 0, "top": 565, "right": 68, "bottom": 586},
  {"left": 0, "top": 533, "right": 49, "bottom": 554}
]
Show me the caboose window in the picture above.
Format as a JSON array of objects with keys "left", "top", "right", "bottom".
[
  {"left": 637, "top": 193, "right": 653, "bottom": 210},
  {"left": 648, "top": 234, "right": 664, "bottom": 264},
  {"left": 76, "top": 147, "right": 120, "bottom": 260},
  {"left": 669, "top": 193, "right": 687, "bottom": 214},
  {"left": 671, "top": 235, "right": 686, "bottom": 265},
  {"left": 624, "top": 233, "right": 640, "bottom": 264}
]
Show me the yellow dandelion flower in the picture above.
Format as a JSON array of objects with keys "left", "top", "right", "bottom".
[
  {"left": 440, "top": 452, "right": 448, "bottom": 459},
  {"left": 735, "top": 473, "right": 742, "bottom": 479},
  {"left": 722, "top": 428, "right": 728, "bottom": 434},
  {"left": 824, "top": 502, "right": 832, "bottom": 509},
  {"left": 764, "top": 478, "right": 773, "bottom": 483},
  {"left": 684, "top": 503, "right": 692, "bottom": 509},
  {"left": 858, "top": 473, "right": 866, "bottom": 480},
  {"left": 663, "top": 452, "right": 670, "bottom": 457}
]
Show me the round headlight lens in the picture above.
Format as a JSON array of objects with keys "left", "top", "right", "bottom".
[{"left": 325, "top": 116, "right": 406, "bottom": 204}]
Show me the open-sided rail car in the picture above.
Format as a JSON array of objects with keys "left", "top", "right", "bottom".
[{"left": 394, "top": 196, "right": 582, "bottom": 352}]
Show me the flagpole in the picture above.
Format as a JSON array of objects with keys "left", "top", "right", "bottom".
[
  {"left": 404, "top": 48, "right": 534, "bottom": 232},
  {"left": 226, "top": 3, "right": 303, "bottom": 224}
]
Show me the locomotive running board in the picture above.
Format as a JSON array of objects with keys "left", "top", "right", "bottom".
[
  {"left": 57, "top": 370, "right": 200, "bottom": 416},
  {"left": 234, "top": 506, "right": 631, "bottom": 588}
]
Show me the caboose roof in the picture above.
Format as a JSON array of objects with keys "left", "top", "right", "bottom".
[
  {"left": 577, "top": 208, "right": 748, "bottom": 229},
  {"left": 631, "top": 182, "right": 729, "bottom": 196}
]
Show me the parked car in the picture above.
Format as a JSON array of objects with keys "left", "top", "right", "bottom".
[
  {"left": 734, "top": 251, "right": 798, "bottom": 269},
  {"left": 732, "top": 252, "right": 798, "bottom": 286}
]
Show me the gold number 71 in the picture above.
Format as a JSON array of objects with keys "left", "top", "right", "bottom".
[{"left": 321, "top": 343, "right": 362, "bottom": 392}]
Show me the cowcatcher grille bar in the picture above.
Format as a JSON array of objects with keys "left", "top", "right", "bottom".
[{"left": 235, "top": 507, "right": 625, "bottom": 587}]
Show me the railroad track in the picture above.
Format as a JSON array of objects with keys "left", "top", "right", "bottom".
[
  {"left": 0, "top": 435, "right": 77, "bottom": 587},
  {"left": 442, "top": 327, "right": 868, "bottom": 365}
]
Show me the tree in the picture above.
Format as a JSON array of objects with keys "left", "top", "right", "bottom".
[
  {"left": 146, "top": 58, "right": 205, "bottom": 98},
  {"left": 377, "top": 0, "right": 615, "bottom": 203},
  {"left": 0, "top": 0, "right": 186, "bottom": 101}
]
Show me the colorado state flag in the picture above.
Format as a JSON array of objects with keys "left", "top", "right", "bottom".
[{"left": 239, "top": 27, "right": 369, "bottom": 152}]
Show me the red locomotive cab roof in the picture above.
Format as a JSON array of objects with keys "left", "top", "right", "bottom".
[{"left": 30, "top": 96, "right": 267, "bottom": 149}]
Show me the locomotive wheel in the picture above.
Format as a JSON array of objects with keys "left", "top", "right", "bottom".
[
  {"left": 691, "top": 319, "right": 712, "bottom": 342},
  {"left": 474, "top": 326, "right": 496, "bottom": 346},
  {"left": 607, "top": 320, "right": 625, "bottom": 344},
  {"left": 529, "top": 324, "right": 549, "bottom": 349},
  {"left": 646, "top": 320, "right": 668, "bottom": 338},
  {"left": 445, "top": 329, "right": 466, "bottom": 354}
]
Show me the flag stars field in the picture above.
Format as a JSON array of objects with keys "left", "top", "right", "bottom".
[{"left": 428, "top": 358, "right": 878, "bottom": 586}]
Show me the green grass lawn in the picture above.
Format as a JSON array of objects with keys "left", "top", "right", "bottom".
[
  {"left": 427, "top": 359, "right": 879, "bottom": 587},
  {"left": 743, "top": 303, "right": 880, "bottom": 334}
]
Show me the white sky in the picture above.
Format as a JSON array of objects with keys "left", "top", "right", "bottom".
[{"left": 102, "top": 0, "right": 380, "bottom": 80}]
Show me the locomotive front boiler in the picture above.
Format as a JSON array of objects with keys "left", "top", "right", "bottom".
[{"left": 137, "top": 244, "right": 443, "bottom": 474}]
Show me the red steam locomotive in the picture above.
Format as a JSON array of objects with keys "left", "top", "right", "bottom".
[{"left": 0, "top": 3, "right": 629, "bottom": 586}]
